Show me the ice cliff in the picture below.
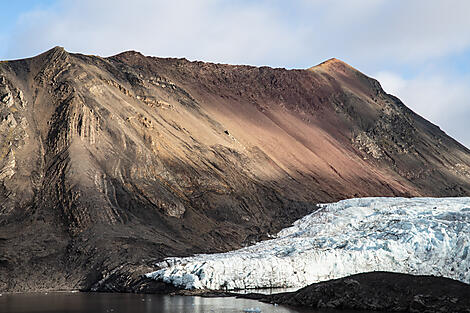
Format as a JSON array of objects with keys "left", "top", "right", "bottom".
[{"left": 146, "top": 197, "right": 470, "bottom": 290}]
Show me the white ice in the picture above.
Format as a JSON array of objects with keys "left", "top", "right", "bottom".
[{"left": 146, "top": 197, "right": 470, "bottom": 290}]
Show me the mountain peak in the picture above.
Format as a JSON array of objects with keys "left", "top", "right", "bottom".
[
  {"left": 43, "top": 46, "right": 68, "bottom": 57},
  {"left": 311, "top": 57, "right": 357, "bottom": 72},
  {"left": 111, "top": 50, "right": 146, "bottom": 61},
  {"left": 115, "top": 50, "right": 144, "bottom": 57},
  {"left": 34, "top": 45, "right": 69, "bottom": 62},
  {"left": 321, "top": 57, "right": 347, "bottom": 65},
  {"left": 50, "top": 45, "right": 66, "bottom": 53}
]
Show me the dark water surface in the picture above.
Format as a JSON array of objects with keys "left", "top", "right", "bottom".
[{"left": 0, "top": 292, "right": 374, "bottom": 313}]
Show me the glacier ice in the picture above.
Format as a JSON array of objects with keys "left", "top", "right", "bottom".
[{"left": 146, "top": 197, "right": 470, "bottom": 290}]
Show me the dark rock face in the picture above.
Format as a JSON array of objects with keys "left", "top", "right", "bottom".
[
  {"left": 257, "top": 272, "right": 470, "bottom": 313},
  {"left": 1, "top": 47, "right": 470, "bottom": 292}
]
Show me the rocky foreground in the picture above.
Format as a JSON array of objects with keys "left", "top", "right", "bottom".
[
  {"left": 242, "top": 272, "right": 470, "bottom": 313},
  {"left": 2, "top": 47, "right": 470, "bottom": 292}
]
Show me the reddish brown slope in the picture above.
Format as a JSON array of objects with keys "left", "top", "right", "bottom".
[{"left": 111, "top": 52, "right": 470, "bottom": 199}]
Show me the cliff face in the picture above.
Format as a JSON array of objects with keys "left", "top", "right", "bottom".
[{"left": 1, "top": 47, "right": 470, "bottom": 292}]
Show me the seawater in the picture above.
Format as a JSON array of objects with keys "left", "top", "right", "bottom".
[{"left": 0, "top": 292, "right": 379, "bottom": 313}]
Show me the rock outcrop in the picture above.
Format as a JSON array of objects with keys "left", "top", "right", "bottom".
[
  {"left": 253, "top": 272, "right": 470, "bottom": 313},
  {"left": 1, "top": 47, "right": 470, "bottom": 292}
]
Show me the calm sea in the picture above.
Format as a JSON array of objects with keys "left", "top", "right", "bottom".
[{"left": 0, "top": 292, "right": 378, "bottom": 313}]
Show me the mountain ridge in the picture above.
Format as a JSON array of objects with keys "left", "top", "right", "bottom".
[{"left": 1, "top": 47, "right": 470, "bottom": 292}]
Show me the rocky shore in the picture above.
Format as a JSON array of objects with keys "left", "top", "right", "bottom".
[{"left": 240, "top": 272, "right": 470, "bottom": 313}]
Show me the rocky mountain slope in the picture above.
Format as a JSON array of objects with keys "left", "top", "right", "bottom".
[{"left": 1, "top": 47, "right": 470, "bottom": 292}]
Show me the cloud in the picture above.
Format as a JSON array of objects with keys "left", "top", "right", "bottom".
[
  {"left": 376, "top": 71, "right": 470, "bottom": 148},
  {"left": 5, "top": 0, "right": 470, "bottom": 69},
  {"left": 334, "top": 0, "right": 470, "bottom": 66},
  {"left": 5, "top": 0, "right": 312, "bottom": 67},
  {"left": 3, "top": 0, "right": 470, "bottom": 147}
]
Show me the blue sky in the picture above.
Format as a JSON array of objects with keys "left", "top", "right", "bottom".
[
  {"left": 1, "top": 0, "right": 470, "bottom": 147},
  {"left": 0, "top": 0, "right": 55, "bottom": 56}
]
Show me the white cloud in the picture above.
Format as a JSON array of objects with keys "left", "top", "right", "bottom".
[
  {"left": 3, "top": 0, "right": 470, "bottom": 147},
  {"left": 373, "top": 72, "right": 407, "bottom": 96},
  {"left": 5, "top": 0, "right": 470, "bottom": 68},
  {"left": 5, "top": 0, "right": 311, "bottom": 67},
  {"left": 339, "top": 0, "right": 470, "bottom": 66},
  {"left": 376, "top": 71, "right": 470, "bottom": 148}
]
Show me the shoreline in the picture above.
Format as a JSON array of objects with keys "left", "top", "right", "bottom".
[{"left": 4, "top": 272, "right": 470, "bottom": 313}]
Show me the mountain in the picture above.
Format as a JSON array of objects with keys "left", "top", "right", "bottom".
[{"left": 1, "top": 47, "right": 470, "bottom": 292}]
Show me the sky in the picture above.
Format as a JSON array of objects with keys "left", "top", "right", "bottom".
[{"left": 1, "top": 0, "right": 469, "bottom": 147}]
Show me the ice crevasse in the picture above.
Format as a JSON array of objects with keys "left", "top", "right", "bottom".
[{"left": 146, "top": 197, "right": 470, "bottom": 290}]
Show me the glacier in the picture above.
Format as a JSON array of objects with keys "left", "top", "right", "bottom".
[{"left": 146, "top": 197, "right": 470, "bottom": 290}]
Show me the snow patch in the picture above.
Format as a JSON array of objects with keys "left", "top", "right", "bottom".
[{"left": 146, "top": 197, "right": 470, "bottom": 290}]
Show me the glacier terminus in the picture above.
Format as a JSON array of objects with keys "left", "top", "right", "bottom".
[{"left": 146, "top": 197, "right": 470, "bottom": 290}]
